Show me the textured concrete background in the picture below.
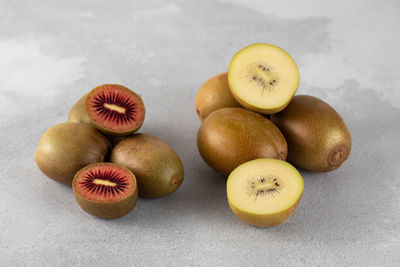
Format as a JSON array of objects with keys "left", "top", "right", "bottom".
[{"left": 1, "top": 0, "right": 399, "bottom": 266}]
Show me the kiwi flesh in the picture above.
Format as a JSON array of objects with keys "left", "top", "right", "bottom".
[
  {"left": 197, "top": 107, "right": 287, "bottom": 177},
  {"left": 35, "top": 122, "right": 110, "bottom": 184},
  {"left": 228, "top": 43, "right": 299, "bottom": 114},
  {"left": 68, "top": 84, "right": 145, "bottom": 136},
  {"left": 227, "top": 158, "right": 303, "bottom": 227},
  {"left": 110, "top": 134, "right": 184, "bottom": 198},
  {"left": 73, "top": 163, "right": 138, "bottom": 219},
  {"left": 195, "top": 72, "right": 241, "bottom": 121},
  {"left": 271, "top": 95, "right": 351, "bottom": 172}
]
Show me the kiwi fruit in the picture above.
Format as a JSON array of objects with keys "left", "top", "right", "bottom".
[
  {"left": 227, "top": 158, "right": 303, "bottom": 227},
  {"left": 271, "top": 95, "right": 351, "bottom": 172},
  {"left": 110, "top": 134, "right": 184, "bottom": 198},
  {"left": 195, "top": 72, "right": 241, "bottom": 121},
  {"left": 107, "top": 135, "right": 131, "bottom": 147},
  {"left": 68, "top": 84, "right": 145, "bottom": 136},
  {"left": 228, "top": 43, "right": 299, "bottom": 114},
  {"left": 197, "top": 107, "right": 287, "bottom": 177},
  {"left": 35, "top": 122, "right": 110, "bottom": 184},
  {"left": 73, "top": 163, "right": 138, "bottom": 219},
  {"left": 68, "top": 94, "right": 90, "bottom": 123}
]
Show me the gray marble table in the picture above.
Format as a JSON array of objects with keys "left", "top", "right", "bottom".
[{"left": 1, "top": 0, "right": 399, "bottom": 266}]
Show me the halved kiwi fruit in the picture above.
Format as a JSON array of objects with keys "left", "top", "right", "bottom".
[
  {"left": 228, "top": 43, "right": 299, "bottom": 114},
  {"left": 73, "top": 163, "right": 138, "bottom": 219},
  {"left": 195, "top": 72, "right": 241, "bottom": 121},
  {"left": 35, "top": 122, "right": 110, "bottom": 184},
  {"left": 227, "top": 158, "right": 303, "bottom": 227},
  {"left": 110, "top": 134, "right": 184, "bottom": 198},
  {"left": 197, "top": 107, "right": 287, "bottom": 177},
  {"left": 68, "top": 84, "right": 145, "bottom": 136},
  {"left": 271, "top": 95, "right": 351, "bottom": 172}
]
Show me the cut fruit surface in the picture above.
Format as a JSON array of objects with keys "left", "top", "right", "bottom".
[
  {"left": 73, "top": 163, "right": 135, "bottom": 202},
  {"left": 73, "top": 163, "right": 138, "bottom": 219},
  {"left": 227, "top": 158, "right": 303, "bottom": 227},
  {"left": 228, "top": 43, "right": 299, "bottom": 114},
  {"left": 85, "top": 84, "right": 145, "bottom": 135}
]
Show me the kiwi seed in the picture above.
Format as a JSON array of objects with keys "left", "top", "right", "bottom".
[{"left": 246, "top": 61, "right": 280, "bottom": 94}]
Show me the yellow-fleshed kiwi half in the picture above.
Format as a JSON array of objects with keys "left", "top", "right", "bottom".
[
  {"left": 195, "top": 72, "right": 241, "bottom": 121},
  {"left": 73, "top": 163, "right": 138, "bottom": 219},
  {"left": 228, "top": 43, "right": 299, "bottom": 114},
  {"left": 271, "top": 95, "right": 351, "bottom": 172},
  {"left": 227, "top": 158, "right": 303, "bottom": 227},
  {"left": 35, "top": 122, "right": 110, "bottom": 185},
  {"left": 197, "top": 107, "right": 287, "bottom": 177}
]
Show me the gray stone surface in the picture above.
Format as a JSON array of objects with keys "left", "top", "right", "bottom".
[{"left": 0, "top": 0, "right": 399, "bottom": 266}]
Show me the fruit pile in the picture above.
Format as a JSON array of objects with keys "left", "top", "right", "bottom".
[
  {"left": 35, "top": 84, "right": 184, "bottom": 219},
  {"left": 196, "top": 43, "right": 351, "bottom": 227}
]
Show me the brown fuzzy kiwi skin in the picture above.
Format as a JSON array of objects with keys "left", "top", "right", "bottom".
[
  {"left": 197, "top": 107, "right": 288, "bottom": 177},
  {"left": 195, "top": 72, "right": 241, "bottom": 121},
  {"left": 107, "top": 135, "right": 131, "bottom": 147},
  {"left": 229, "top": 197, "right": 301, "bottom": 227},
  {"left": 35, "top": 122, "right": 110, "bottom": 185},
  {"left": 67, "top": 94, "right": 91, "bottom": 124},
  {"left": 110, "top": 134, "right": 184, "bottom": 198},
  {"left": 72, "top": 163, "right": 138, "bottom": 219},
  {"left": 271, "top": 95, "right": 351, "bottom": 172}
]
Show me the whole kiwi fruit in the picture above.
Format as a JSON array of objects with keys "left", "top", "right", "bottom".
[
  {"left": 110, "top": 133, "right": 184, "bottom": 198},
  {"left": 35, "top": 122, "right": 110, "bottom": 184},
  {"left": 68, "top": 94, "right": 90, "bottom": 123},
  {"left": 195, "top": 72, "right": 241, "bottom": 121},
  {"left": 197, "top": 107, "right": 288, "bottom": 177},
  {"left": 271, "top": 95, "right": 351, "bottom": 172}
]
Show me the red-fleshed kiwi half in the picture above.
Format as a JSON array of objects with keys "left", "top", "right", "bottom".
[
  {"left": 85, "top": 84, "right": 145, "bottom": 136},
  {"left": 72, "top": 163, "right": 138, "bottom": 219},
  {"left": 110, "top": 134, "right": 184, "bottom": 198},
  {"left": 35, "top": 122, "right": 110, "bottom": 185}
]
